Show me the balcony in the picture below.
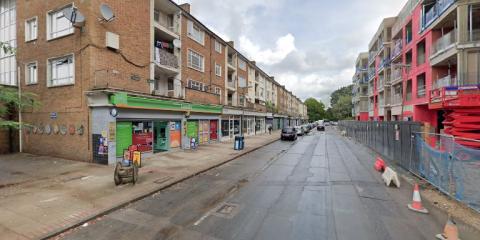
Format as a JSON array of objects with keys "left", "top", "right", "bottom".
[
  {"left": 153, "top": 10, "right": 179, "bottom": 39},
  {"left": 368, "top": 52, "right": 376, "bottom": 65},
  {"left": 227, "top": 78, "right": 237, "bottom": 90},
  {"left": 431, "top": 29, "right": 457, "bottom": 57},
  {"left": 469, "top": 29, "right": 480, "bottom": 42},
  {"left": 227, "top": 56, "right": 236, "bottom": 69},
  {"left": 154, "top": 47, "right": 179, "bottom": 74},
  {"left": 433, "top": 75, "right": 457, "bottom": 90},
  {"left": 391, "top": 94, "right": 403, "bottom": 105},
  {"left": 378, "top": 57, "right": 390, "bottom": 72},
  {"left": 368, "top": 68, "right": 376, "bottom": 81},
  {"left": 153, "top": 79, "right": 184, "bottom": 99},
  {"left": 368, "top": 86, "right": 374, "bottom": 96},
  {"left": 421, "top": 0, "right": 456, "bottom": 30},
  {"left": 391, "top": 39, "right": 403, "bottom": 60}
]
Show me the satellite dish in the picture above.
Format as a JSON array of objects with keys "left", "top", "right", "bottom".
[
  {"left": 173, "top": 39, "right": 181, "bottom": 48},
  {"left": 62, "top": 7, "right": 85, "bottom": 27},
  {"left": 99, "top": 3, "right": 115, "bottom": 22}
]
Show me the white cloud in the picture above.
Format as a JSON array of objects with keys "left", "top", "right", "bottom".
[{"left": 239, "top": 33, "right": 296, "bottom": 65}]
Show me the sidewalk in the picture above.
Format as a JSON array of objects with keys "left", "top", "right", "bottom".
[{"left": 0, "top": 132, "right": 281, "bottom": 240}]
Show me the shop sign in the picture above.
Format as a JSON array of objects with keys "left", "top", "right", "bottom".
[
  {"left": 108, "top": 122, "right": 116, "bottom": 142},
  {"left": 223, "top": 108, "right": 243, "bottom": 115}
]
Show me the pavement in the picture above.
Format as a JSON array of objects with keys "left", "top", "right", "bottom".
[
  {"left": 56, "top": 129, "right": 480, "bottom": 240},
  {"left": 0, "top": 131, "right": 281, "bottom": 240}
]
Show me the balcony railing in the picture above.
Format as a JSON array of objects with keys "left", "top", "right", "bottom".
[
  {"left": 368, "top": 87, "right": 374, "bottom": 96},
  {"left": 422, "top": 0, "right": 456, "bottom": 30},
  {"left": 368, "top": 68, "right": 376, "bottom": 81},
  {"left": 391, "top": 39, "right": 403, "bottom": 59},
  {"left": 392, "top": 94, "right": 403, "bottom": 105},
  {"left": 228, "top": 56, "right": 236, "bottom": 67},
  {"left": 154, "top": 47, "right": 179, "bottom": 69},
  {"left": 378, "top": 57, "right": 391, "bottom": 71},
  {"left": 227, "top": 79, "right": 237, "bottom": 89},
  {"left": 391, "top": 67, "right": 402, "bottom": 83},
  {"left": 417, "top": 85, "right": 426, "bottom": 97},
  {"left": 469, "top": 29, "right": 480, "bottom": 42},
  {"left": 431, "top": 29, "right": 457, "bottom": 56},
  {"left": 433, "top": 75, "right": 457, "bottom": 89},
  {"left": 368, "top": 52, "right": 376, "bottom": 65}
]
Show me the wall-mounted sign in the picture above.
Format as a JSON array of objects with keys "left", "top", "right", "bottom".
[
  {"left": 50, "top": 112, "right": 57, "bottom": 119},
  {"left": 110, "top": 108, "right": 118, "bottom": 117},
  {"left": 108, "top": 122, "right": 116, "bottom": 142}
]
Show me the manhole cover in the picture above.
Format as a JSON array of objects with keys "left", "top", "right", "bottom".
[{"left": 212, "top": 203, "right": 240, "bottom": 219}]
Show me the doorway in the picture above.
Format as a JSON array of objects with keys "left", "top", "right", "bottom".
[
  {"left": 154, "top": 121, "right": 169, "bottom": 153},
  {"left": 210, "top": 120, "right": 218, "bottom": 141}
]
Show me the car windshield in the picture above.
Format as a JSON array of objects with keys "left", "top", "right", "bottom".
[{"left": 282, "top": 128, "right": 294, "bottom": 133}]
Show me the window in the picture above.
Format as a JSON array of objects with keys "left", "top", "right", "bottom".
[
  {"left": 48, "top": 54, "right": 74, "bottom": 87},
  {"left": 238, "top": 76, "right": 246, "bottom": 87},
  {"left": 47, "top": 4, "right": 74, "bottom": 40},
  {"left": 215, "top": 87, "right": 221, "bottom": 95},
  {"left": 25, "top": 17, "right": 37, "bottom": 41},
  {"left": 188, "top": 79, "right": 203, "bottom": 91},
  {"left": 25, "top": 62, "right": 37, "bottom": 85},
  {"left": 238, "top": 59, "right": 246, "bottom": 70},
  {"left": 215, "top": 63, "right": 222, "bottom": 77},
  {"left": 187, "top": 20, "right": 204, "bottom": 45},
  {"left": 214, "top": 40, "right": 222, "bottom": 53},
  {"left": 187, "top": 49, "right": 204, "bottom": 72},
  {"left": 0, "top": 0, "right": 17, "bottom": 86}
]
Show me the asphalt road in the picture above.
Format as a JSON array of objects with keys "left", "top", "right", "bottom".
[{"left": 60, "top": 128, "right": 443, "bottom": 240}]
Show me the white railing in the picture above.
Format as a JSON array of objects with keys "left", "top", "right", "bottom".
[{"left": 433, "top": 75, "right": 457, "bottom": 89}]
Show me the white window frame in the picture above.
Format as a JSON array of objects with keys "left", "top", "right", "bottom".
[
  {"left": 187, "top": 49, "right": 204, "bottom": 72},
  {"left": 215, "top": 86, "right": 221, "bottom": 95},
  {"left": 215, "top": 63, "right": 222, "bottom": 77},
  {"left": 47, "top": 53, "right": 75, "bottom": 87},
  {"left": 187, "top": 20, "right": 204, "bottom": 45},
  {"left": 238, "top": 59, "right": 246, "bottom": 71},
  {"left": 188, "top": 79, "right": 203, "bottom": 91},
  {"left": 25, "top": 17, "right": 38, "bottom": 42},
  {"left": 25, "top": 61, "right": 38, "bottom": 85},
  {"left": 214, "top": 40, "right": 222, "bottom": 54},
  {"left": 46, "top": 3, "right": 74, "bottom": 41}
]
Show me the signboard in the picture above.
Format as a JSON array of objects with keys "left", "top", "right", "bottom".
[
  {"left": 132, "top": 151, "right": 141, "bottom": 167},
  {"left": 108, "top": 122, "right": 116, "bottom": 142},
  {"left": 50, "top": 112, "right": 57, "bottom": 119}
]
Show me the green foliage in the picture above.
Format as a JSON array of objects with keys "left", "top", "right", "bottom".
[
  {"left": 265, "top": 101, "right": 278, "bottom": 113},
  {"left": 328, "top": 85, "right": 353, "bottom": 121},
  {"left": 304, "top": 97, "right": 326, "bottom": 121},
  {"left": 0, "top": 41, "right": 15, "bottom": 55},
  {"left": 0, "top": 86, "right": 39, "bottom": 129}
]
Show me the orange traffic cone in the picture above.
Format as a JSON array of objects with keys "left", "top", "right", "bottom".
[
  {"left": 435, "top": 217, "right": 460, "bottom": 240},
  {"left": 407, "top": 183, "right": 429, "bottom": 214}
]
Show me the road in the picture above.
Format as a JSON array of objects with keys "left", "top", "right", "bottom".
[{"left": 60, "top": 128, "right": 442, "bottom": 240}]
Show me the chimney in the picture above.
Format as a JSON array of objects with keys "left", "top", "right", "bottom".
[
  {"left": 228, "top": 41, "right": 234, "bottom": 47},
  {"left": 179, "top": 3, "right": 190, "bottom": 13}
]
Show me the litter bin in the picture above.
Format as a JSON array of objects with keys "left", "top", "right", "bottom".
[
  {"left": 234, "top": 136, "right": 240, "bottom": 150},
  {"left": 239, "top": 136, "right": 245, "bottom": 150}
]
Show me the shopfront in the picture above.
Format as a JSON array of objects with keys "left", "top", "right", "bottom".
[
  {"left": 266, "top": 113, "right": 273, "bottom": 131},
  {"left": 255, "top": 117, "right": 266, "bottom": 134},
  {"left": 221, "top": 108, "right": 242, "bottom": 140},
  {"left": 89, "top": 92, "right": 222, "bottom": 164}
]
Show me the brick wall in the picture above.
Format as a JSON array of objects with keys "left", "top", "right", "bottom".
[
  {"left": 185, "top": 88, "right": 220, "bottom": 105},
  {"left": 15, "top": 0, "right": 150, "bottom": 162}
]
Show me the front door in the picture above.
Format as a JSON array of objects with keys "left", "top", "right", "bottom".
[
  {"left": 210, "top": 120, "right": 218, "bottom": 140},
  {"left": 154, "top": 121, "right": 169, "bottom": 153}
]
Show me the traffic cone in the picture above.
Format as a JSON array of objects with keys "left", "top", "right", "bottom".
[
  {"left": 374, "top": 156, "right": 386, "bottom": 172},
  {"left": 435, "top": 217, "right": 460, "bottom": 240},
  {"left": 407, "top": 183, "right": 429, "bottom": 214}
]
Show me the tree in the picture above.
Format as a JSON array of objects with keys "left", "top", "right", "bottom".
[
  {"left": 0, "top": 43, "right": 38, "bottom": 129},
  {"left": 0, "top": 86, "right": 38, "bottom": 129},
  {"left": 329, "top": 85, "right": 353, "bottom": 121},
  {"left": 304, "top": 97, "right": 326, "bottom": 122}
]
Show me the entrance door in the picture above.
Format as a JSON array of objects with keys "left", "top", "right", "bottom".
[
  {"left": 116, "top": 122, "right": 132, "bottom": 157},
  {"left": 154, "top": 121, "right": 169, "bottom": 153},
  {"left": 210, "top": 120, "right": 218, "bottom": 141},
  {"left": 187, "top": 120, "right": 199, "bottom": 144}
]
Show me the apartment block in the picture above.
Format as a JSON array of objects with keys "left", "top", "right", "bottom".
[
  {"left": 0, "top": 0, "right": 307, "bottom": 160},
  {"left": 353, "top": 0, "right": 480, "bottom": 145},
  {"left": 352, "top": 52, "right": 369, "bottom": 121}
]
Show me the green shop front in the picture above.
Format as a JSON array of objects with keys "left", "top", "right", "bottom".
[{"left": 88, "top": 92, "right": 222, "bottom": 165}]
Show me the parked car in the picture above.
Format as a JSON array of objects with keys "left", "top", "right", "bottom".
[
  {"left": 317, "top": 120, "right": 325, "bottom": 131},
  {"left": 303, "top": 124, "right": 311, "bottom": 134},
  {"left": 296, "top": 126, "right": 305, "bottom": 136},
  {"left": 281, "top": 127, "right": 297, "bottom": 141}
]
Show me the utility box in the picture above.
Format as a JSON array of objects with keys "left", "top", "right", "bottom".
[{"left": 106, "top": 31, "right": 119, "bottom": 50}]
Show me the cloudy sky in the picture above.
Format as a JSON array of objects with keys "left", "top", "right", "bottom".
[{"left": 175, "top": 0, "right": 407, "bottom": 105}]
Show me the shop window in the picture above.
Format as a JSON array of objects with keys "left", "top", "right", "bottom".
[{"left": 132, "top": 121, "right": 153, "bottom": 152}]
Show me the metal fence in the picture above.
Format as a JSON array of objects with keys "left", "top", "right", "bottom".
[
  {"left": 339, "top": 121, "right": 423, "bottom": 170},
  {"left": 339, "top": 120, "right": 480, "bottom": 212},
  {"left": 412, "top": 133, "right": 480, "bottom": 212}
]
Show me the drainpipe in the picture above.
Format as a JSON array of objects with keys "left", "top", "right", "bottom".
[{"left": 17, "top": 66, "right": 22, "bottom": 153}]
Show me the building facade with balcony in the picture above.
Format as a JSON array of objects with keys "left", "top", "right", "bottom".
[
  {"left": 1, "top": 0, "right": 307, "bottom": 162},
  {"left": 354, "top": 0, "right": 480, "bottom": 145},
  {"left": 352, "top": 52, "right": 369, "bottom": 121}
]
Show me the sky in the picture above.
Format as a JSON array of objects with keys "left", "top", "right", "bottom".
[{"left": 175, "top": 0, "right": 408, "bottom": 106}]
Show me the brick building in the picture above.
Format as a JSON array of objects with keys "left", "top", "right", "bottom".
[{"left": 0, "top": 0, "right": 307, "bottom": 161}]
